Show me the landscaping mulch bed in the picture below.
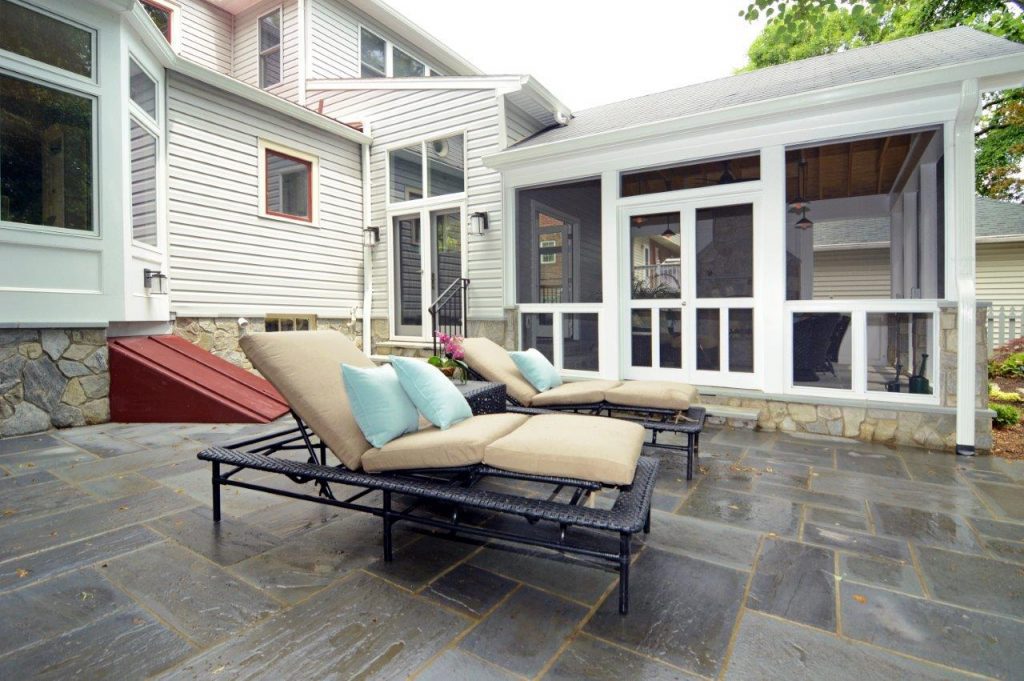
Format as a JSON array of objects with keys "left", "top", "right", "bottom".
[{"left": 990, "top": 374, "right": 1024, "bottom": 460}]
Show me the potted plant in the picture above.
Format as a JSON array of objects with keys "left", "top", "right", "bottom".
[{"left": 428, "top": 333, "right": 469, "bottom": 383}]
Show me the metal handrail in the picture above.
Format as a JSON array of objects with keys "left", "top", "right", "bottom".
[{"left": 429, "top": 277, "right": 470, "bottom": 355}]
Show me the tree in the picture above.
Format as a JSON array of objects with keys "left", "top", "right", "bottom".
[{"left": 740, "top": 0, "right": 1024, "bottom": 201}]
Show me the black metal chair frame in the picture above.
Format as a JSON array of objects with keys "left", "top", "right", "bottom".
[
  {"left": 199, "top": 411, "right": 658, "bottom": 614},
  {"left": 465, "top": 368, "right": 705, "bottom": 480}
]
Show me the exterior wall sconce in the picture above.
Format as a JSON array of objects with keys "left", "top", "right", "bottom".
[
  {"left": 468, "top": 211, "right": 489, "bottom": 236},
  {"left": 363, "top": 225, "right": 380, "bottom": 248},
  {"left": 144, "top": 268, "right": 168, "bottom": 295}
]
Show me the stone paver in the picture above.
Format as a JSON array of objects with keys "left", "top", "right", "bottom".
[{"left": 0, "top": 422, "right": 1020, "bottom": 679}]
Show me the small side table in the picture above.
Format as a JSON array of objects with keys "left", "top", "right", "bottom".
[{"left": 456, "top": 381, "right": 506, "bottom": 415}]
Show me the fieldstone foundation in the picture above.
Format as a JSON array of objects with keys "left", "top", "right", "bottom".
[{"left": 0, "top": 328, "right": 110, "bottom": 436}]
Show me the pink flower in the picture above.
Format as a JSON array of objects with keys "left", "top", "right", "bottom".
[{"left": 450, "top": 348, "right": 465, "bottom": 360}]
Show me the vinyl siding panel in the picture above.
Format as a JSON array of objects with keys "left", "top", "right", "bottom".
[
  {"left": 812, "top": 248, "right": 892, "bottom": 299},
  {"left": 166, "top": 73, "right": 363, "bottom": 317},
  {"left": 977, "top": 242, "right": 1024, "bottom": 307},
  {"left": 233, "top": 0, "right": 302, "bottom": 103},
  {"left": 505, "top": 99, "right": 545, "bottom": 147},
  {"left": 310, "top": 86, "right": 503, "bottom": 324},
  {"left": 176, "top": 0, "right": 233, "bottom": 74}
]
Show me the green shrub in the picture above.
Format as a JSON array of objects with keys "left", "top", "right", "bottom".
[
  {"left": 993, "top": 404, "right": 1020, "bottom": 429},
  {"left": 989, "top": 383, "right": 1023, "bottom": 403}
]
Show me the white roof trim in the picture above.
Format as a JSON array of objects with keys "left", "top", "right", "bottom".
[
  {"left": 814, "top": 241, "right": 891, "bottom": 252},
  {"left": 125, "top": 4, "right": 371, "bottom": 145},
  {"left": 484, "top": 53, "right": 1024, "bottom": 169}
]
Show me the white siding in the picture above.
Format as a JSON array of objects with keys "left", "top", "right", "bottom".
[
  {"left": 310, "top": 86, "right": 503, "bottom": 321},
  {"left": 176, "top": 0, "right": 233, "bottom": 74},
  {"left": 505, "top": 99, "right": 545, "bottom": 147},
  {"left": 308, "top": 0, "right": 446, "bottom": 79},
  {"left": 977, "top": 241, "right": 1024, "bottom": 307},
  {"left": 233, "top": 0, "right": 302, "bottom": 103},
  {"left": 812, "top": 248, "right": 892, "bottom": 299},
  {"left": 166, "top": 73, "right": 364, "bottom": 316}
]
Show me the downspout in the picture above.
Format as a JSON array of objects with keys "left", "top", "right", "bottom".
[
  {"left": 361, "top": 131, "right": 373, "bottom": 355},
  {"left": 954, "top": 79, "right": 980, "bottom": 455}
]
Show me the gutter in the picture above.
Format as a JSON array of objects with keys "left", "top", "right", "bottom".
[
  {"left": 483, "top": 53, "right": 1024, "bottom": 169},
  {"left": 123, "top": 4, "right": 370, "bottom": 145},
  {"left": 361, "top": 134, "right": 373, "bottom": 355}
]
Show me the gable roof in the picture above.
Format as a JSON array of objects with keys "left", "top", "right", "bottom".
[{"left": 514, "top": 27, "right": 1024, "bottom": 151}]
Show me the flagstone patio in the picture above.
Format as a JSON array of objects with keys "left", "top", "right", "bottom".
[{"left": 1, "top": 421, "right": 1023, "bottom": 680}]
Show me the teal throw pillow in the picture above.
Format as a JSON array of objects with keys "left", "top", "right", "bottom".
[
  {"left": 390, "top": 356, "right": 473, "bottom": 430},
  {"left": 341, "top": 363, "right": 420, "bottom": 448},
  {"left": 509, "top": 348, "right": 562, "bottom": 392}
]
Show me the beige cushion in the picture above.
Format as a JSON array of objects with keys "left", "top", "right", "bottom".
[
  {"left": 531, "top": 380, "right": 622, "bottom": 407},
  {"left": 362, "top": 413, "right": 529, "bottom": 473},
  {"left": 604, "top": 380, "right": 700, "bottom": 411},
  {"left": 462, "top": 337, "right": 539, "bottom": 406},
  {"left": 484, "top": 414, "right": 644, "bottom": 486},
  {"left": 239, "top": 331, "right": 374, "bottom": 471}
]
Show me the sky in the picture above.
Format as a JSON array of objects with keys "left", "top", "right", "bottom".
[{"left": 384, "top": 1, "right": 768, "bottom": 111}]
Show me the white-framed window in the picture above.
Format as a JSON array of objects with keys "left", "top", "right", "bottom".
[
  {"left": 360, "top": 26, "right": 433, "bottom": 78},
  {"left": 388, "top": 133, "right": 465, "bottom": 204},
  {"left": 258, "top": 8, "right": 282, "bottom": 89},
  {"left": 257, "top": 140, "right": 318, "bottom": 225},
  {"left": 0, "top": 0, "right": 98, "bottom": 233},
  {"left": 127, "top": 57, "right": 161, "bottom": 248},
  {"left": 139, "top": 0, "right": 173, "bottom": 43}
]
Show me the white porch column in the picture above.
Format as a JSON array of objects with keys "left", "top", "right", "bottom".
[
  {"left": 760, "top": 145, "right": 788, "bottom": 393},
  {"left": 600, "top": 170, "right": 621, "bottom": 379},
  {"left": 954, "top": 79, "right": 980, "bottom": 454}
]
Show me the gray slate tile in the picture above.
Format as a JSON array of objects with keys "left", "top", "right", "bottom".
[
  {"left": 839, "top": 554, "right": 922, "bottom": 595},
  {"left": 806, "top": 506, "right": 870, "bottom": 532},
  {"left": 813, "top": 469, "right": 991, "bottom": 517},
  {"left": 468, "top": 541, "right": 616, "bottom": 605},
  {"left": 972, "top": 481, "right": 1024, "bottom": 520},
  {"left": 0, "top": 468, "right": 57, "bottom": 492},
  {"left": 78, "top": 472, "right": 159, "bottom": 499},
  {"left": 836, "top": 448, "right": 910, "bottom": 478},
  {"left": 679, "top": 485, "right": 801, "bottom": 536},
  {"left": 423, "top": 563, "right": 517, "bottom": 617},
  {"left": 544, "top": 633, "right": 698, "bottom": 680},
  {"left": 915, "top": 545, "right": 1024, "bottom": 619},
  {"left": 0, "top": 479, "right": 95, "bottom": 525},
  {"left": 52, "top": 443, "right": 198, "bottom": 483},
  {"left": 459, "top": 586, "right": 587, "bottom": 677},
  {"left": 754, "top": 480, "right": 864, "bottom": 512},
  {"left": 803, "top": 523, "right": 910, "bottom": 561},
  {"left": 841, "top": 583, "right": 1024, "bottom": 679},
  {"left": 0, "top": 445, "right": 99, "bottom": 474},
  {"left": 646, "top": 510, "right": 762, "bottom": 570},
  {"left": 149, "top": 507, "right": 279, "bottom": 567},
  {"left": 870, "top": 502, "right": 983, "bottom": 553},
  {"left": 968, "top": 516, "right": 1024, "bottom": 542},
  {"left": 586, "top": 548, "right": 747, "bottom": 677},
  {"left": 0, "top": 525, "right": 162, "bottom": 592},
  {"left": 55, "top": 430, "right": 142, "bottom": 458},
  {"left": 982, "top": 537, "right": 1024, "bottom": 564},
  {"left": 367, "top": 531, "right": 482, "bottom": 591},
  {"left": 102, "top": 541, "right": 279, "bottom": 642},
  {"left": 159, "top": 572, "right": 466, "bottom": 680},
  {"left": 748, "top": 538, "right": 836, "bottom": 631},
  {"left": 0, "top": 432, "right": 62, "bottom": 455},
  {"left": 902, "top": 458, "right": 963, "bottom": 486},
  {"left": 724, "top": 609, "right": 975, "bottom": 680},
  {"left": 416, "top": 650, "right": 520, "bottom": 681}
]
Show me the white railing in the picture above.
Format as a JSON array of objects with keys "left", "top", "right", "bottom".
[
  {"left": 987, "top": 304, "right": 1023, "bottom": 354},
  {"left": 632, "top": 263, "right": 681, "bottom": 291}
]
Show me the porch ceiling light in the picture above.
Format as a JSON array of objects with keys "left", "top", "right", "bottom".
[
  {"left": 788, "top": 156, "right": 811, "bottom": 212},
  {"left": 661, "top": 226, "right": 675, "bottom": 238},
  {"left": 718, "top": 160, "right": 736, "bottom": 184},
  {"left": 469, "top": 211, "right": 489, "bottom": 236},
  {"left": 363, "top": 225, "right": 380, "bottom": 248},
  {"left": 143, "top": 268, "right": 167, "bottom": 295},
  {"left": 795, "top": 207, "right": 814, "bottom": 230}
]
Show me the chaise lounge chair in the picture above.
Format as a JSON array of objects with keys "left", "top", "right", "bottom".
[
  {"left": 462, "top": 337, "right": 707, "bottom": 479},
  {"left": 197, "top": 331, "right": 658, "bottom": 614}
]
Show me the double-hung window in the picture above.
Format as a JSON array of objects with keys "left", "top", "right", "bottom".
[
  {"left": 0, "top": 0, "right": 96, "bottom": 233},
  {"left": 259, "top": 141, "right": 317, "bottom": 224},
  {"left": 360, "top": 27, "right": 431, "bottom": 78},
  {"left": 258, "top": 9, "right": 282, "bottom": 89}
]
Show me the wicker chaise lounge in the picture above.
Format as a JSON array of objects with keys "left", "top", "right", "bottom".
[
  {"left": 462, "top": 337, "right": 707, "bottom": 479},
  {"left": 197, "top": 331, "right": 658, "bottom": 614}
]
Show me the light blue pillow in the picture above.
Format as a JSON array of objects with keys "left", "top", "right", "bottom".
[
  {"left": 390, "top": 356, "right": 473, "bottom": 430},
  {"left": 341, "top": 364, "right": 420, "bottom": 448},
  {"left": 509, "top": 348, "right": 562, "bottom": 392}
]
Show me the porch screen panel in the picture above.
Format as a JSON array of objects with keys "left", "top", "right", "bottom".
[
  {"left": 521, "top": 313, "right": 554, "bottom": 362},
  {"left": 729, "top": 308, "right": 754, "bottom": 373},
  {"left": 563, "top": 313, "right": 599, "bottom": 372},
  {"left": 515, "top": 179, "right": 602, "bottom": 304},
  {"left": 630, "top": 212, "right": 681, "bottom": 299},
  {"left": 696, "top": 309, "right": 720, "bottom": 371},
  {"left": 792, "top": 312, "right": 852, "bottom": 389},
  {"left": 659, "top": 309, "right": 683, "bottom": 369},
  {"left": 631, "top": 310, "right": 652, "bottom": 367},
  {"left": 866, "top": 312, "right": 934, "bottom": 394},
  {"left": 696, "top": 205, "right": 753, "bottom": 298}
]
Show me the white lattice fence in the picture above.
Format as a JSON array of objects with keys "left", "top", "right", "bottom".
[{"left": 988, "top": 305, "right": 1024, "bottom": 354}]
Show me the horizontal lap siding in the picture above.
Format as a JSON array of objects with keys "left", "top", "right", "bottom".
[
  {"left": 310, "top": 87, "right": 504, "bottom": 321},
  {"left": 505, "top": 99, "right": 545, "bottom": 147},
  {"left": 177, "top": 0, "right": 233, "bottom": 74},
  {"left": 167, "top": 74, "right": 363, "bottom": 317},
  {"left": 977, "top": 242, "right": 1024, "bottom": 306},
  {"left": 233, "top": 0, "right": 301, "bottom": 104},
  {"left": 812, "top": 248, "right": 892, "bottom": 299}
]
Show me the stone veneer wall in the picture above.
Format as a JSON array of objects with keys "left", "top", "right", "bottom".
[
  {"left": 0, "top": 329, "right": 110, "bottom": 437},
  {"left": 173, "top": 317, "right": 363, "bottom": 372}
]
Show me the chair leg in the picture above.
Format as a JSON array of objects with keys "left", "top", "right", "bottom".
[
  {"left": 686, "top": 434, "right": 694, "bottom": 481},
  {"left": 211, "top": 462, "right": 221, "bottom": 522},
  {"left": 618, "top": 532, "right": 631, "bottom": 615},
  {"left": 644, "top": 509, "right": 651, "bottom": 535},
  {"left": 382, "top": 491, "right": 394, "bottom": 562}
]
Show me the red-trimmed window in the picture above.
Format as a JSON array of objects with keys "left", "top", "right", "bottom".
[
  {"left": 265, "top": 149, "right": 312, "bottom": 221},
  {"left": 139, "top": 0, "right": 172, "bottom": 42}
]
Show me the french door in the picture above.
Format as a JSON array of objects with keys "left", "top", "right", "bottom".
[
  {"left": 391, "top": 206, "right": 464, "bottom": 339},
  {"left": 622, "top": 195, "right": 759, "bottom": 389}
]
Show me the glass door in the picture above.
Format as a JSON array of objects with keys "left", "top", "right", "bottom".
[
  {"left": 431, "top": 208, "right": 463, "bottom": 328},
  {"left": 393, "top": 214, "right": 423, "bottom": 337}
]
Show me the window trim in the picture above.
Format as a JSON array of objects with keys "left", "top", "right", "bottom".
[
  {"left": 139, "top": 0, "right": 173, "bottom": 44},
  {"left": 358, "top": 24, "right": 433, "bottom": 78},
  {"left": 258, "top": 7, "right": 282, "bottom": 89},
  {"left": 265, "top": 313, "right": 318, "bottom": 332},
  {"left": 257, "top": 139, "right": 319, "bottom": 226},
  {"left": 385, "top": 131, "right": 467, "bottom": 208}
]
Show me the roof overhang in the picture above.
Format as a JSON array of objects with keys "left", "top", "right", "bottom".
[
  {"left": 484, "top": 53, "right": 1024, "bottom": 170},
  {"left": 124, "top": 3, "right": 370, "bottom": 145}
]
